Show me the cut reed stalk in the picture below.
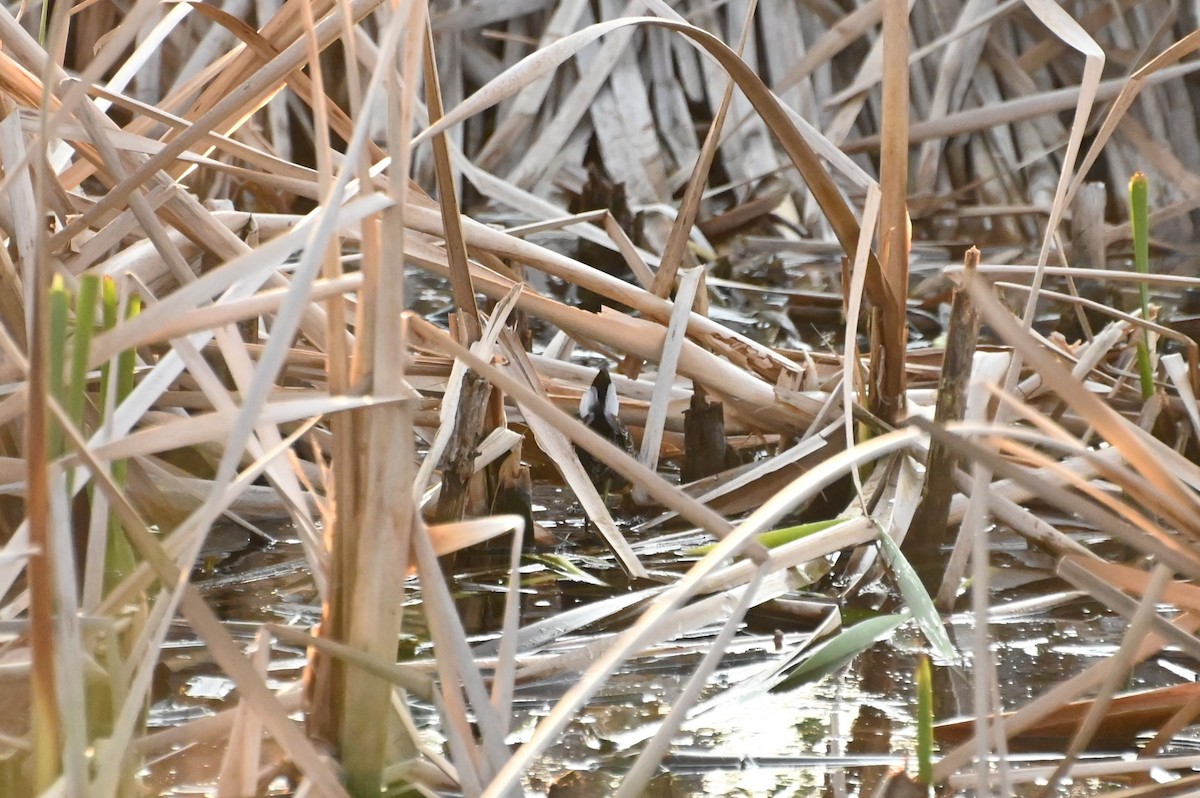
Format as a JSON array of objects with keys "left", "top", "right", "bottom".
[{"left": 906, "top": 247, "right": 980, "bottom": 564}]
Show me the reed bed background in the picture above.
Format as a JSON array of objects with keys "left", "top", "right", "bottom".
[{"left": 1, "top": 0, "right": 1200, "bottom": 795}]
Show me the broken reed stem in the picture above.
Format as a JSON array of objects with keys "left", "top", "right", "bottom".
[
  {"left": 906, "top": 247, "right": 981, "bottom": 573},
  {"left": 434, "top": 365, "right": 491, "bottom": 524}
]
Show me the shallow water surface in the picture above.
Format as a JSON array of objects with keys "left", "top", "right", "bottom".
[{"left": 141, "top": 514, "right": 1197, "bottom": 797}]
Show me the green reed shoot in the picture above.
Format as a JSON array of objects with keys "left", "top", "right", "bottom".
[
  {"left": 66, "top": 276, "right": 100, "bottom": 493},
  {"left": 46, "top": 274, "right": 140, "bottom": 587},
  {"left": 1129, "top": 172, "right": 1154, "bottom": 400},
  {"left": 98, "top": 277, "right": 140, "bottom": 589},
  {"left": 916, "top": 653, "right": 934, "bottom": 789},
  {"left": 48, "top": 276, "right": 69, "bottom": 459}
]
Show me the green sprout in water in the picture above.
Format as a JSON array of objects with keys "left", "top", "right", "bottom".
[
  {"left": 916, "top": 653, "right": 934, "bottom": 790},
  {"left": 1129, "top": 172, "right": 1155, "bottom": 400}
]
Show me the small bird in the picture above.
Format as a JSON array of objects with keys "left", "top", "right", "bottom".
[{"left": 575, "top": 367, "right": 634, "bottom": 495}]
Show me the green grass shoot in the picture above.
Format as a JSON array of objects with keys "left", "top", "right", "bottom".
[
  {"left": 48, "top": 276, "right": 69, "bottom": 459},
  {"left": 916, "top": 653, "right": 934, "bottom": 789},
  {"left": 98, "top": 277, "right": 140, "bottom": 591},
  {"left": 686, "top": 517, "right": 843, "bottom": 556},
  {"left": 1129, "top": 172, "right": 1154, "bottom": 400}
]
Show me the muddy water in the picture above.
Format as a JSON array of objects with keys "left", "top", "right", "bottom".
[{"left": 141, "top": 511, "right": 1179, "bottom": 797}]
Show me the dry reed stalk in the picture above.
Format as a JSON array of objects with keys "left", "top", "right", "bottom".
[
  {"left": 424, "top": 15, "right": 480, "bottom": 345},
  {"left": 21, "top": 115, "right": 60, "bottom": 798},
  {"left": 631, "top": 265, "right": 703, "bottom": 505},
  {"left": 645, "top": 1, "right": 755, "bottom": 301},
  {"left": 874, "top": 0, "right": 910, "bottom": 424},
  {"left": 906, "top": 247, "right": 980, "bottom": 558},
  {"left": 323, "top": 1, "right": 427, "bottom": 791},
  {"left": 967, "top": 276, "right": 1200, "bottom": 536},
  {"left": 53, "top": 401, "right": 348, "bottom": 797}
]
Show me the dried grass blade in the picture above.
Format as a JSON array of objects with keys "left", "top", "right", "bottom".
[
  {"left": 875, "top": 0, "right": 910, "bottom": 423},
  {"left": 1008, "top": 0, "right": 1104, "bottom": 333},
  {"left": 488, "top": 519, "right": 525, "bottom": 737},
  {"left": 965, "top": 276, "right": 1200, "bottom": 532},
  {"left": 601, "top": 212, "right": 655, "bottom": 289},
  {"left": 216, "top": 629, "right": 272, "bottom": 795},
  {"left": 842, "top": 184, "right": 881, "bottom": 504},
  {"left": 844, "top": 64, "right": 1200, "bottom": 155},
  {"left": 427, "top": 515, "right": 524, "bottom": 558},
  {"left": 1163, "top": 353, "right": 1200, "bottom": 442},
  {"left": 417, "top": 17, "right": 880, "bottom": 281},
  {"left": 647, "top": 0, "right": 757, "bottom": 301},
  {"left": 772, "top": 0, "right": 883, "bottom": 94},
  {"left": 471, "top": 585, "right": 657, "bottom": 660},
  {"left": 266, "top": 625, "right": 434, "bottom": 699},
  {"left": 632, "top": 266, "right": 702, "bottom": 505},
  {"left": 411, "top": 515, "right": 510, "bottom": 785},
  {"left": 423, "top": 14, "right": 479, "bottom": 343},
  {"left": 89, "top": 394, "right": 384, "bottom": 462},
  {"left": 1066, "top": 29, "right": 1200, "bottom": 207},
  {"left": 48, "top": 467, "right": 86, "bottom": 794}
]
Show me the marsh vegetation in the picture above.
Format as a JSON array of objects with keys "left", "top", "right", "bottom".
[{"left": 2, "top": 0, "right": 1200, "bottom": 796}]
